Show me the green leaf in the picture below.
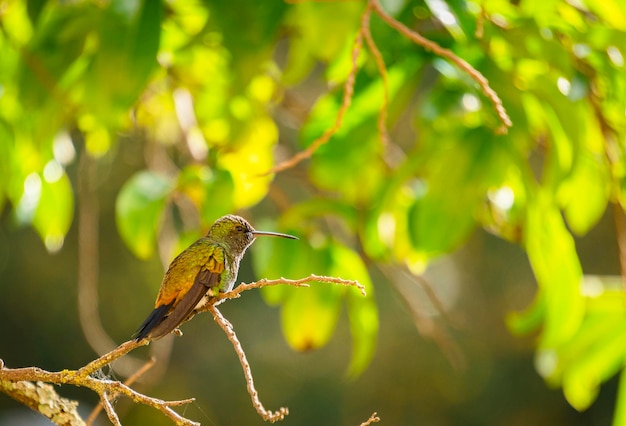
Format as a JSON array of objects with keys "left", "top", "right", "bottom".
[
  {"left": 329, "top": 244, "right": 378, "bottom": 378},
  {"left": 115, "top": 171, "right": 173, "bottom": 259},
  {"left": 177, "top": 165, "right": 235, "bottom": 227},
  {"left": 524, "top": 190, "right": 584, "bottom": 347},
  {"left": 408, "top": 131, "right": 508, "bottom": 258},
  {"left": 586, "top": 0, "right": 626, "bottom": 31},
  {"left": 282, "top": 1, "right": 363, "bottom": 85},
  {"left": 560, "top": 151, "right": 610, "bottom": 235},
  {"left": 255, "top": 231, "right": 328, "bottom": 305},
  {"left": 281, "top": 281, "right": 344, "bottom": 351},
  {"left": 255, "top": 236, "right": 378, "bottom": 374},
  {"left": 306, "top": 60, "right": 419, "bottom": 203},
  {"left": 257, "top": 236, "right": 342, "bottom": 350},
  {"left": 615, "top": 370, "right": 626, "bottom": 426},
  {"left": 206, "top": 0, "right": 287, "bottom": 89},
  {"left": 506, "top": 293, "right": 546, "bottom": 336},
  {"left": 18, "top": 2, "right": 96, "bottom": 110},
  {"left": 562, "top": 319, "right": 626, "bottom": 410},
  {"left": 33, "top": 167, "right": 73, "bottom": 253},
  {"left": 85, "top": 0, "right": 161, "bottom": 124}
]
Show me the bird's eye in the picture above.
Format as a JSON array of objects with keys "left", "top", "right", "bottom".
[{"left": 236, "top": 225, "right": 244, "bottom": 232}]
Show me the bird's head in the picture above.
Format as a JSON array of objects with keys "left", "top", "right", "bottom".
[{"left": 207, "top": 215, "right": 297, "bottom": 256}]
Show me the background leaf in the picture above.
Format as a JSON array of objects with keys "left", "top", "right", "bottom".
[{"left": 115, "top": 171, "right": 173, "bottom": 259}]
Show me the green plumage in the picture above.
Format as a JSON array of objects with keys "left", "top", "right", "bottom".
[{"left": 134, "top": 214, "right": 297, "bottom": 341}]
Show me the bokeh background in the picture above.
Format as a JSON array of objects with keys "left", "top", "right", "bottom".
[{"left": 1, "top": 0, "right": 626, "bottom": 424}]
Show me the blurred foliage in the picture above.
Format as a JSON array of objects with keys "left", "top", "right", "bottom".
[{"left": 1, "top": 0, "right": 626, "bottom": 423}]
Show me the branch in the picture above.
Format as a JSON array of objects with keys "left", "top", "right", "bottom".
[
  {"left": 218, "top": 274, "right": 367, "bottom": 301},
  {"left": 361, "top": 4, "right": 390, "bottom": 146},
  {"left": 264, "top": 4, "right": 365, "bottom": 175},
  {"left": 269, "top": 0, "right": 512, "bottom": 174},
  {"left": 360, "top": 412, "right": 381, "bottom": 426},
  {"left": 77, "top": 148, "right": 163, "bottom": 378},
  {"left": 197, "top": 274, "right": 366, "bottom": 423},
  {"left": 0, "top": 339, "right": 199, "bottom": 426},
  {"left": 369, "top": 0, "right": 512, "bottom": 133},
  {"left": 86, "top": 358, "right": 157, "bottom": 425},
  {"left": 209, "top": 305, "right": 289, "bottom": 423},
  {"left": 0, "top": 274, "right": 366, "bottom": 425},
  {"left": 0, "top": 379, "right": 84, "bottom": 426}
]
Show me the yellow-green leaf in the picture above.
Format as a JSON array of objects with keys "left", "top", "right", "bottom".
[
  {"left": 525, "top": 190, "right": 584, "bottom": 347},
  {"left": 115, "top": 171, "right": 173, "bottom": 259}
]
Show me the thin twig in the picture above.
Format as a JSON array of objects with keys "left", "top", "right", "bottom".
[
  {"left": 360, "top": 411, "right": 381, "bottom": 426},
  {"left": 270, "top": 0, "right": 511, "bottom": 175},
  {"left": 264, "top": 7, "right": 365, "bottom": 174},
  {"left": 208, "top": 305, "right": 289, "bottom": 423},
  {"left": 86, "top": 358, "right": 157, "bottom": 425},
  {"left": 100, "top": 380, "right": 196, "bottom": 425},
  {"left": 101, "top": 393, "right": 121, "bottom": 426},
  {"left": 370, "top": 0, "right": 512, "bottom": 133},
  {"left": 362, "top": 3, "right": 390, "bottom": 146},
  {"left": 218, "top": 274, "right": 366, "bottom": 300}
]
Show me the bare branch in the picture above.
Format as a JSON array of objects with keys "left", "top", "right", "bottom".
[
  {"left": 360, "top": 411, "right": 381, "bottom": 426},
  {"left": 219, "top": 274, "right": 366, "bottom": 300},
  {"left": 268, "top": 0, "right": 511, "bottom": 176},
  {"left": 0, "top": 338, "right": 197, "bottom": 426},
  {"left": 86, "top": 358, "right": 157, "bottom": 425},
  {"left": 370, "top": 0, "right": 512, "bottom": 133},
  {"left": 100, "top": 380, "right": 197, "bottom": 425},
  {"left": 208, "top": 305, "right": 289, "bottom": 422},
  {"left": 362, "top": 4, "right": 390, "bottom": 146},
  {"left": 100, "top": 394, "right": 121, "bottom": 426}
]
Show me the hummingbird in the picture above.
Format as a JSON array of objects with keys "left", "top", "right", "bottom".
[{"left": 134, "top": 214, "right": 297, "bottom": 341}]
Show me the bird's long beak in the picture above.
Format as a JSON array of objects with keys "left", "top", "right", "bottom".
[{"left": 252, "top": 230, "right": 298, "bottom": 240}]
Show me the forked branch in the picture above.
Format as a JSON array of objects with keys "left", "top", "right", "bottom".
[{"left": 0, "top": 274, "right": 366, "bottom": 425}]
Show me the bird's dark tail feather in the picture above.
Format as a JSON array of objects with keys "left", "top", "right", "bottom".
[
  {"left": 133, "top": 303, "right": 173, "bottom": 341},
  {"left": 133, "top": 277, "right": 212, "bottom": 342}
]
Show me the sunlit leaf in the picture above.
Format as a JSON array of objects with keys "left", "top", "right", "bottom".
[
  {"left": 615, "top": 371, "right": 626, "bottom": 426},
  {"left": 255, "top": 235, "right": 377, "bottom": 373},
  {"left": 18, "top": 2, "right": 95, "bottom": 109},
  {"left": 177, "top": 165, "right": 235, "bottom": 227},
  {"left": 586, "top": 0, "right": 626, "bottom": 31},
  {"left": 115, "top": 171, "right": 173, "bottom": 259},
  {"left": 525, "top": 190, "right": 584, "bottom": 347},
  {"left": 217, "top": 117, "right": 275, "bottom": 208},
  {"left": 562, "top": 320, "right": 626, "bottom": 410},
  {"left": 255, "top": 232, "right": 327, "bottom": 305},
  {"left": 408, "top": 131, "right": 509, "bottom": 258},
  {"left": 281, "top": 281, "right": 344, "bottom": 351},
  {"left": 306, "top": 61, "right": 418, "bottom": 203},
  {"left": 33, "top": 169, "right": 73, "bottom": 253},
  {"left": 506, "top": 293, "right": 546, "bottom": 336},
  {"left": 328, "top": 244, "right": 378, "bottom": 377},
  {"left": 560, "top": 152, "right": 610, "bottom": 235}
]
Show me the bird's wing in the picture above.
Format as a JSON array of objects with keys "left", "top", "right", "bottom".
[{"left": 134, "top": 249, "right": 224, "bottom": 341}]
